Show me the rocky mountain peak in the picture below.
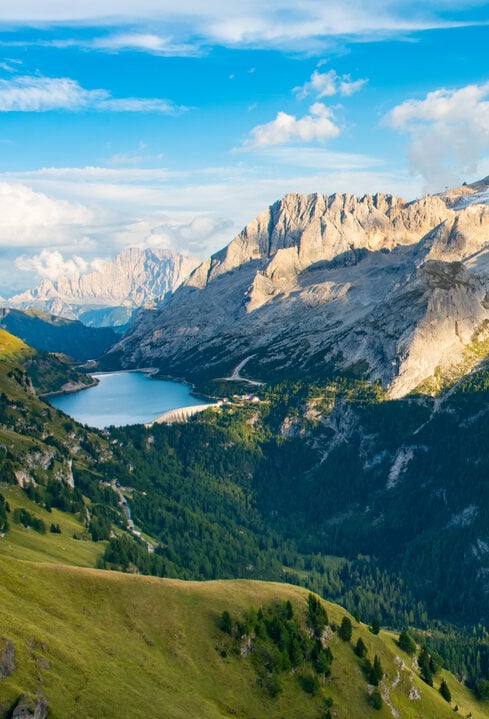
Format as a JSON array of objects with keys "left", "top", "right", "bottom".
[
  {"left": 8, "top": 247, "right": 199, "bottom": 327},
  {"left": 107, "top": 180, "right": 489, "bottom": 397}
]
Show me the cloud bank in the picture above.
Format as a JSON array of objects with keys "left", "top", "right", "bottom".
[
  {"left": 15, "top": 250, "right": 91, "bottom": 280},
  {"left": 1, "top": 1, "right": 486, "bottom": 53},
  {"left": 385, "top": 81, "right": 489, "bottom": 189}
]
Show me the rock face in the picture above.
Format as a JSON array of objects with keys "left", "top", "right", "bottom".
[
  {"left": 107, "top": 178, "right": 489, "bottom": 397},
  {"left": 9, "top": 248, "right": 200, "bottom": 327},
  {"left": 11, "top": 694, "right": 48, "bottom": 719},
  {"left": 0, "top": 640, "right": 15, "bottom": 679}
]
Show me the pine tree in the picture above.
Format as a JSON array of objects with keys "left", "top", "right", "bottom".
[
  {"left": 339, "top": 616, "right": 352, "bottom": 642},
  {"left": 369, "top": 655, "right": 383, "bottom": 686},
  {"left": 398, "top": 630, "right": 416, "bottom": 655},
  {"left": 370, "top": 617, "right": 380, "bottom": 635},
  {"left": 370, "top": 688, "right": 383, "bottom": 710},
  {"left": 354, "top": 637, "right": 367, "bottom": 658},
  {"left": 439, "top": 679, "right": 451, "bottom": 703},
  {"left": 418, "top": 647, "right": 433, "bottom": 686}
]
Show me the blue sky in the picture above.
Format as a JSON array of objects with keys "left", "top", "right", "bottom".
[{"left": 1, "top": 1, "right": 489, "bottom": 293}]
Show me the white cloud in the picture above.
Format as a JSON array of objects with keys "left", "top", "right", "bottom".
[
  {"left": 0, "top": 2, "right": 485, "bottom": 52},
  {"left": 0, "top": 183, "right": 94, "bottom": 245},
  {"left": 111, "top": 214, "right": 234, "bottom": 255},
  {"left": 259, "top": 146, "right": 383, "bottom": 170},
  {"left": 294, "top": 69, "right": 367, "bottom": 100},
  {"left": 384, "top": 82, "right": 489, "bottom": 189},
  {"left": 90, "top": 33, "right": 201, "bottom": 56},
  {"left": 15, "top": 249, "right": 89, "bottom": 280},
  {"left": 242, "top": 103, "right": 340, "bottom": 149},
  {"left": 0, "top": 75, "right": 184, "bottom": 113},
  {"left": 0, "top": 153, "right": 426, "bottom": 293}
]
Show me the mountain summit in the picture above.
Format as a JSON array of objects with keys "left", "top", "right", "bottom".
[
  {"left": 9, "top": 247, "right": 200, "bottom": 327},
  {"left": 107, "top": 178, "right": 489, "bottom": 397}
]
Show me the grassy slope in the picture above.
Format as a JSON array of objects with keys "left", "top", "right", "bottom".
[
  {"left": 0, "top": 328, "right": 93, "bottom": 395},
  {"left": 0, "top": 328, "right": 33, "bottom": 363},
  {"left": 0, "top": 485, "right": 104, "bottom": 567},
  {"left": 0, "top": 554, "right": 486, "bottom": 719}
]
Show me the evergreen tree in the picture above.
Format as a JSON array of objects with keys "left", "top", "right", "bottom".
[
  {"left": 370, "top": 617, "right": 380, "bottom": 635},
  {"left": 369, "top": 655, "right": 383, "bottom": 686},
  {"left": 439, "top": 679, "right": 451, "bottom": 703},
  {"left": 418, "top": 648, "right": 433, "bottom": 686},
  {"left": 339, "top": 616, "right": 352, "bottom": 642},
  {"left": 307, "top": 593, "right": 328, "bottom": 638},
  {"left": 370, "top": 688, "right": 383, "bottom": 710},
  {"left": 398, "top": 630, "right": 416, "bottom": 655},
  {"left": 475, "top": 679, "right": 489, "bottom": 700},
  {"left": 354, "top": 637, "right": 367, "bottom": 658},
  {"left": 0, "top": 493, "right": 8, "bottom": 533}
]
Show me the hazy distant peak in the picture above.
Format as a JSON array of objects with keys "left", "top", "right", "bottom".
[{"left": 8, "top": 246, "right": 200, "bottom": 327}]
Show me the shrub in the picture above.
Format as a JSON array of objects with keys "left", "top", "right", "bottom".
[
  {"left": 370, "top": 688, "right": 382, "bottom": 710},
  {"left": 219, "top": 610, "right": 233, "bottom": 635},
  {"left": 299, "top": 673, "right": 319, "bottom": 695}
]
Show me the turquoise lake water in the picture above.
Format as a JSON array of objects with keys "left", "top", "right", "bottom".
[{"left": 48, "top": 371, "right": 206, "bottom": 429}]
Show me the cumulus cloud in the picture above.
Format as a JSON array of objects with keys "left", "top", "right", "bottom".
[
  {"left": 0, "top": 183, "right": 94, "bottom": 245},
  {"left": 243, "top": 103, "right": 340, "bottom": 149},
  {"left": 15, "top": 250, "right": 90, "bottom": 280},
  {"left": 0, "top": 75, "right": 184, "bottom": 113},
  {"left": 294, "top": 69, "right": 367, "bottom": 100},
  {"left": 384, "top": 82, "right": 489, "bottom": 189}
]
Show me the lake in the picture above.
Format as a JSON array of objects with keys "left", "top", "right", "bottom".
[{"left": 48, "top": 371, "right": 207, "bottom": 429}]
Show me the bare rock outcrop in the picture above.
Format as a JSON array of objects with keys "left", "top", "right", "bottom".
[
  {"left": 0, "top": 640, "right": 15, "bottom": 679},
  {"left": 108, "top": 177, "right": 489, "bottom": 397},
  {"left": 11, "top": 693, "right": 48, "bottom": 719}
]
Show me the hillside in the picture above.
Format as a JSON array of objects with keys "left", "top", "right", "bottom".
[
  {"left": 3, "top": 327, "right": 489, "bottom": 712},
  {"left": 106, "top": 177, "right": 489, "bottom": 398},
  {"left": 0, "top": 555, "right": 485, "bottom": 719},
  {"left": 0, "top": 328, "right": 95, "bottom": 396},
  {"left": 8, "top": 247, "right": 200, "bottom": 328},
  {"left": 0, "top": 308, "right": 117, "bottom": 361}
]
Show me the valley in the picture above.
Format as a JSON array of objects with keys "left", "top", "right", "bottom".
[{"left": 4, "top": 182, "right": 489, "bottom": 717}]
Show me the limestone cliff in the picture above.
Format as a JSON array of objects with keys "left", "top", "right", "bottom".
[{"left": 107, "top": 178, "right": 489, "bottom": 397}]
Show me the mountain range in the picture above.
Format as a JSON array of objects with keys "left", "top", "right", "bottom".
[
  {"left": 8, "top": 247, "right": 199, "bottom": 328},
  {"left": 106, "top": 177, "right": 489, "bottom": 398},
  {"left": 5, "top": 179, "right": 489, "bottom": 716}
]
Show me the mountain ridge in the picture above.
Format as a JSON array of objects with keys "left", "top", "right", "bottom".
[
  {"left": 107, "top": 177, "right": 489, "bottom": 397},
  {"left": 8, "top": 247, "right": 200, "bottom": 327}
]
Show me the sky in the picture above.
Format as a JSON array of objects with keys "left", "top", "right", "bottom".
[{"left": 1, "top": 1, "right": 489, "bottom": 294}]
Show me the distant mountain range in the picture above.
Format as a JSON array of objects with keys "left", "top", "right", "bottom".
[
  {"left": 8, "top": 247, "right": 199, "bottom": 328},
  {"left": 107, "top": 177, "right": 489, "bottom": 397}
]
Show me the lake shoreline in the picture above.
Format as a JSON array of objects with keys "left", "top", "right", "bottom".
[
  {"left": 46, "top": 370, "right": 211, "bottom": 429},
  {"left": 40, "top": 377, "right": 100, "bottom": 398}
]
